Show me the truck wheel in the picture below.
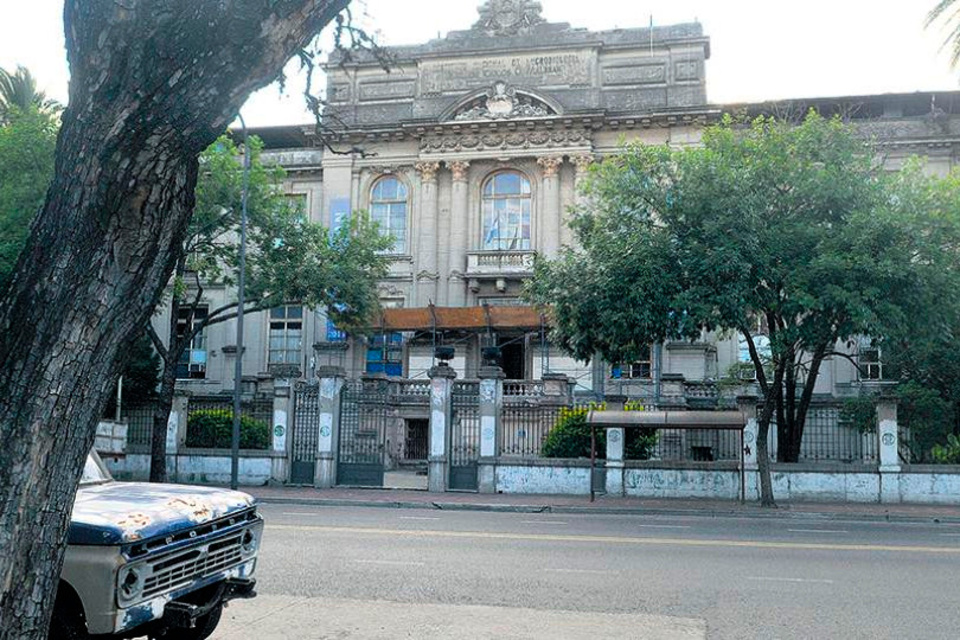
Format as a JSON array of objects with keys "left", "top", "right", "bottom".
[
  {"left": 150, "top": 603, "right": 223, "bottom": 640},
  {"left": 48, "top": 606, "right": 91, "bottom": 640}
]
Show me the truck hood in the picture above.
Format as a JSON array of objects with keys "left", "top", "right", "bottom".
[{"left": 69, "top": 481, "right": 256, "bottom": 545}]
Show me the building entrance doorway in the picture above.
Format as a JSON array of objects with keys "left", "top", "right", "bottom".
[{"left": 499, "top": 337, "right": 525, "bottom": 380}]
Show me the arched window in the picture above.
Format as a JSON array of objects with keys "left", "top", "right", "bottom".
[
  {"left": 370, "top": 176, "right": 408, "bottom": 254},
  {"left": 481, "top": 171, "right": 531, "bottom": 251}
]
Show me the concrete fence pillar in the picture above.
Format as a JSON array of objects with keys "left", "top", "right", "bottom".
[
  {"left": 428, "top": 363, "right": 457, "bottom": 493},
  {"left": 271, "top": 377, "right": 293, "bottom": 484},
  {"left": 169, "top": 393, "right": 189, "bottom": 455},
  {"left": 605, "top": 426, "right": 625, "bottom": 496},
  {"left": 877, "top": 395, "right": 901, "bottom": 504},
  {"left": 478, "top": 366, "right": 505, "bottom": 494},
  {"left": 315, "top": 366, "right": 346, "bottom": 488},
  {"left": 738, "top": 395, "right": 760, "bottom": 501}
]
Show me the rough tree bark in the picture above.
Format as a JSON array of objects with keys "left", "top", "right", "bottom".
[{"left": 0, "top": 1, "right": 349, "bottom": 637}]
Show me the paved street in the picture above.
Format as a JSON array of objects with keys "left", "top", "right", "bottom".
[{"left": 212, "top": 504, "right": 960, "bottom": 639}]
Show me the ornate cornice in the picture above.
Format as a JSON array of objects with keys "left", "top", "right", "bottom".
[{"left": 421, "top": 128, "right": 591, "bottom": 156}]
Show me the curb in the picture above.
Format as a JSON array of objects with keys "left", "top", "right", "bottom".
[{"left": 254, "top": 496, "right": 960, "bottom": 524}]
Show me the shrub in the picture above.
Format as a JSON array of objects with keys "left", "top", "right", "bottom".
[
  {"left": 541, "top": 405, "right": 657, "bottom": 460},
  {"left": 186, "top": 409, "right": 270, "bottom": 450},
  {"left": 931, "top": 434, "right": 960, "bottom": 464}
]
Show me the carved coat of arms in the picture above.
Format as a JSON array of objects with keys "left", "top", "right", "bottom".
[{"left": 474, "top": 0, "right": 545, "bottom": 36}]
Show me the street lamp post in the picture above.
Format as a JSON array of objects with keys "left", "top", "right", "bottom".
[{"left": 231, "top": 113, "right": 251, "bottom": 491}]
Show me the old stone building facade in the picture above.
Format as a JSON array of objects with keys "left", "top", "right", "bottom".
[{"left": 168, "top": 0, "right": 960, "bottom": 403}]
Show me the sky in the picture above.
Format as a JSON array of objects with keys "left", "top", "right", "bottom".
[{"left": 2, "top": 0, "right": 959, "bottom": 127}]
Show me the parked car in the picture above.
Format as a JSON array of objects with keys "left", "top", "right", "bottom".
[{"left": 50, "top": 451, "right": 263, "bottom": 639}]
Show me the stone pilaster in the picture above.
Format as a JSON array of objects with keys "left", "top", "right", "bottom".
[
  {"left": 428, "top": 363, "right": 457, "bottom": 493},
  {"left": 478, "top": 365, "right": 505, "bottom": 493},
  {"left": 448, "top": 161, "right": 470, "bottom": 306},
  {"left": 538, "top": 156, "right": 564, "bottom": 257},
  {"left": 314, "top": 366, "right": 346, "bottom": 488},
  {"left": 416, "top": 161, "right": 441, "bottom": 306}
]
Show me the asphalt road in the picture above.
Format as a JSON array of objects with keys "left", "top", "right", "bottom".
[{"left": 211, "top": 504, "right": 960, "bottom": 639}]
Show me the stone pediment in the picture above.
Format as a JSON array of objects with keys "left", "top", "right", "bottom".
[{"left": 446, "top": 82, "right": 560, "bottom": 122}]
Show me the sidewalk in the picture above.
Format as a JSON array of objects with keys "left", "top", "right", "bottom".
[{"left": 248, "top": 485, "right": 960, "bottom": 524}]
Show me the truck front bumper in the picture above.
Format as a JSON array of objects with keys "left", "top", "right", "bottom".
[{"left": 162, "top": 577, "right": 257, "bottom": 629}]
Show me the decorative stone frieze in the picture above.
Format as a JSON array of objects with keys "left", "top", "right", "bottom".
[
  {"left": 420, "top": 128, "right": 591, "bottom": 155},
  {"left": 448, "top": 160, "right": 471, "bottom": 182},
  {"left": 415, "top": 161, "right": 441, "bottom": 182},
  {"left": 453, "top": 82, "right": 554, "bottom": 121},
  {"left": 537, "top": 156, "right": 564, "bottom": 178}
]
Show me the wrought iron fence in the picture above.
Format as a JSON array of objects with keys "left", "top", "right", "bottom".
[
  {"left": 122, "top": 401, "right": 157, "bottom": 451},
  {"left": 760, "top": 404, "right": 877, "bottom": 463},
  {"left": 451, "top": 382, "right": 481, "bottom": 469},
  {"left": 185, "top": 395, "right": 274, "bottom": 450},
  {"left": 500, "top": 402, "right": 563, "bottom": 457}
]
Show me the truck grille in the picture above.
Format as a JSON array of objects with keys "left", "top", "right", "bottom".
[{"left": 142, "top": 533, "right": 245, "bottom": 598}]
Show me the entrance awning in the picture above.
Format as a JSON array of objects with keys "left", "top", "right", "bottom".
[{"left": 376, "top": 305, "right": 545, "bottom": 332}]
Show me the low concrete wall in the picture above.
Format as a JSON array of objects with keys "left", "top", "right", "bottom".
[
  {"left": 492, "top": 459, "right": 960, "bottom": 504},
  {"left": 104, "top": 450, "right": 282, "bottom": 486},
  {"left": 624, "top": 462, "right": 741, "bottom": 500},
  {"left": 495, "top": 459, "right": 593, "bottom": 495}
]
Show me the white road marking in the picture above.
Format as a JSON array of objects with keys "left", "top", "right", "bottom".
[
  {"left": 400, "top": 516, "right": 441, "bottom": 521},
  {"left": 747, "top": 576, "right": 835, "bottom": 584},
  {"left": 352, "top": 559, "right": 426, "bottom": 567},
  {"left": 788, "top": 529, "right": 849, "bottom": 534},
  {"left": 545, "top": 568, "right": 618, "bottom": 575},
  {"left": 521, "top": 520, "right": 569, "bottom": 525},
  {"left": 635, "top": 524, "right": 692, "bottom": 530},
  {"left": 282, "top": 512, "right": 324, "bottom": 517},
  {"left": 939, "top": 533, "right": 960, "bottom": 537}
]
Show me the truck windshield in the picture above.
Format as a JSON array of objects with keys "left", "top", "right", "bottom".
[{"left": 80, "top": 452, "right": 112, "bottom": 485}]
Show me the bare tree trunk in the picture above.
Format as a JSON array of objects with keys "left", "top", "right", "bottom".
[
  {"left": 150, "top": 362, "right": 179, "bottom": 483},
  {"left": 0, "top": 2, "right": 349, "bottom": 637},
  {"left": 756, "top": 368, "right": 784, "bottom": 508}
]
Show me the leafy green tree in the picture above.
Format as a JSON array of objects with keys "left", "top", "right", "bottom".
[
  {"left": 927, "top": 1, "right": 960, "bottom": 66},
  {"left": 527, "top": 113, "right": 960, "bottom": 506},
  {"left": 0, "top": 107, "right": 57, "bottom": 291},
  {"left": 145, "top": 135, "right": 390, "bottom": 482},
  {"left": 0, "top": 66, "right": 60, "bottom": 125}
]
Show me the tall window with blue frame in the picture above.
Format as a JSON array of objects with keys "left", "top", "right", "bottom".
[
  {"left": 482, "top": 170, "right": 531, "bottom": 251},
  {"left": 366, "top": 333, "right": 404, "bottom": 377},
  {"left": 370, "top": 176, "right": 408, "bottom": 254}
]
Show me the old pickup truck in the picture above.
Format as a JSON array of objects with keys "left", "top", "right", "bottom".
[{"left": 50, "top": 451, "right": 263, "bottom": 639}]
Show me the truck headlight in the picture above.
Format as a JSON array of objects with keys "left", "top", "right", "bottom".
[
  {"left": 117, "top": 565, "right": 144, "bottom": 606},
  {"left": 241, "top": 529, "right": 259, "bottom": 556}
]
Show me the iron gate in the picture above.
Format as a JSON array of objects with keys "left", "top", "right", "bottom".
[
  {"left": 291, "top": 382, "right": 320, "bottom": 485},
  {"left": 449, "top": 381, "right": 481, "bottom": 491},
  {"left": 337, "top": 379, "right": 388, "bottom": 487}
]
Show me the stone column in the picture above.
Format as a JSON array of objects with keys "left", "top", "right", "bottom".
[
  {"left": 569, "top": 155, "right": 595, "bottom": 247},
  {"left": 478, "top": 365, "right": 505, "bottom": 494},
  {"left": 428, "top": 362, "right": 457, "bottom": 493},
  {"left": 448, "top": 161, "right": 470, "bottom": 307},
  {"left": 271, "top": 377, "right": 293, "bottom": 484},
  {"left": 537, "top": 156, "right": 564, "bottom": 257},
  {"left": 738, "top": 395, "right": 760, "bottom": 502},
  {"left": 314, "top": 366, "right": 346, "bottom": 488},
  {"left": 416, "top": 161, "right": 441, "bottom": 306},
  {"left": 877, "top": 395, "right": 901, "bottom": 504}
]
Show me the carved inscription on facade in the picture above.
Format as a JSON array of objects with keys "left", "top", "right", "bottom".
[
  {"left": 421, "top": 51, "right": 593, "bottom": 94},
  {"left": 602, "top": 64, "right": 666, "bottom": 86},
  {"left": 359, "top": 81, "right": 416, "bottom": 102},
  {"left": 675, "top": 60, "right": 700, "bottom": 82}
]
